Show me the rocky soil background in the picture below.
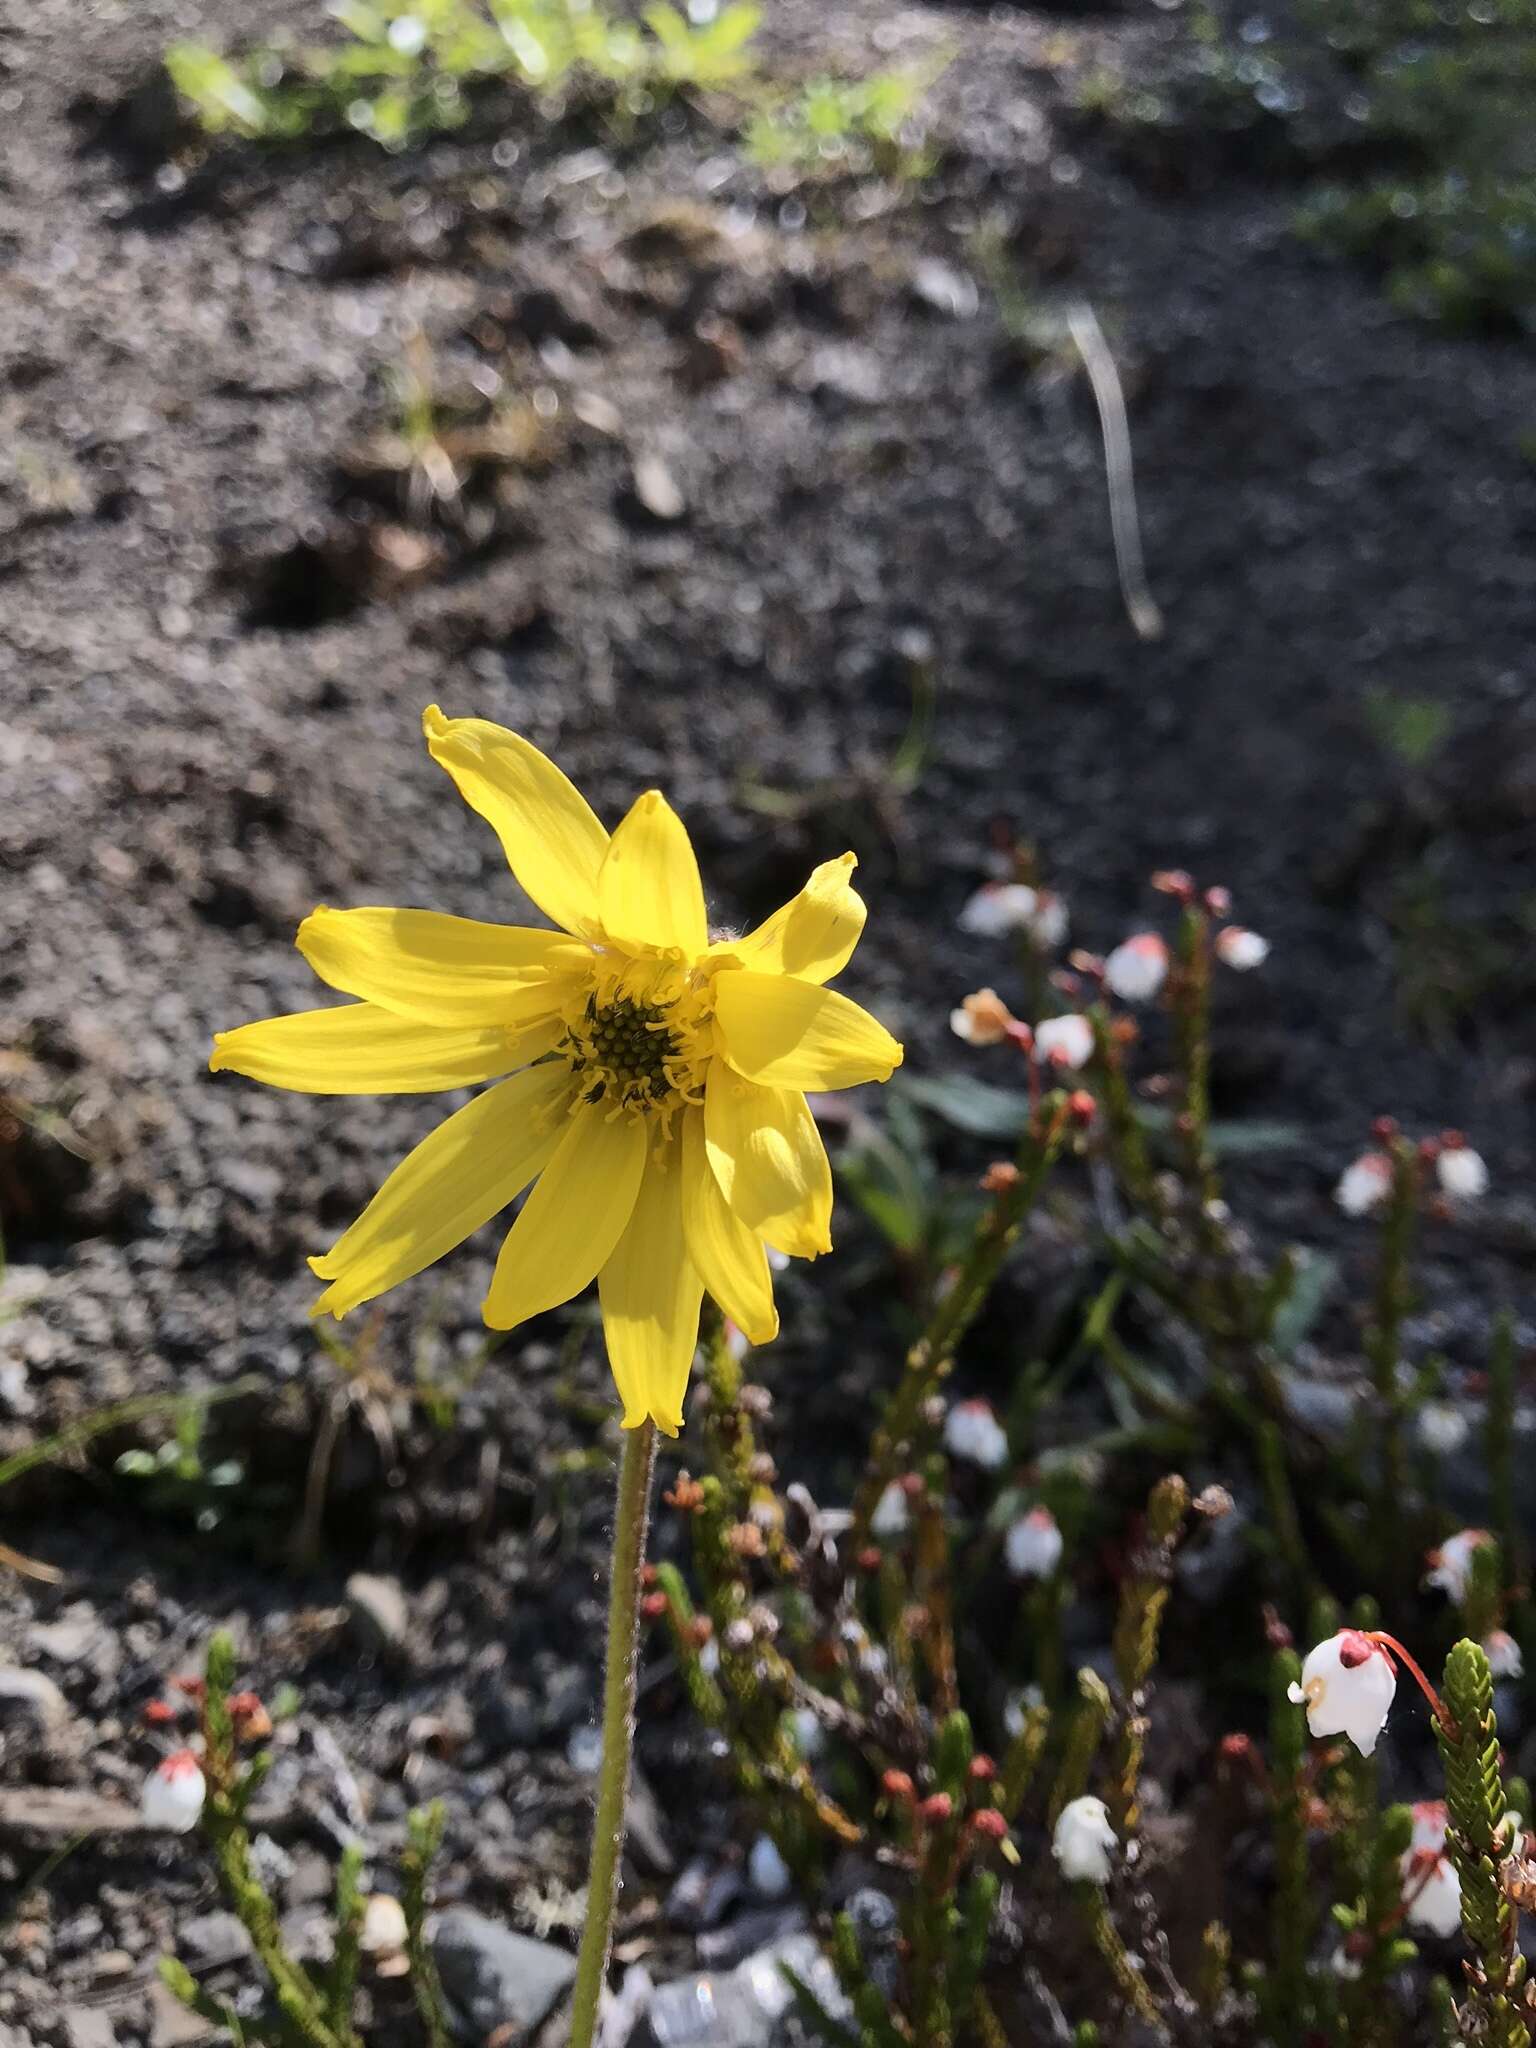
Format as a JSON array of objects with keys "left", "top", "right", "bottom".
[{"left": 1, "top": 0, "right": 1534, "bottom": 2041}]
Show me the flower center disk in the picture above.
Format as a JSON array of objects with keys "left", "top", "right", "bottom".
[{"left": 561, "top": 978, "right": 709, "bottom": 1123}]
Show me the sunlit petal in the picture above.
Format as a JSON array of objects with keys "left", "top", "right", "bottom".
[
  {"left": 297, "top": 906, "right": 591, "bottom": 1027},
  {"left": 599, "top": 1128, "right": 705, "bottom": 1435},
  {"left": 308, "top": 1062, "right": 574, "bottom": 1318},
  {"left": 704, "top": 1062, "right": 832, "bottom": 1260},
  {"left": 597, "top": 790, "right": 708, "bottom": 959},
  {"left": 210, "top": 1001, "right": 547, "bottom": 1093},
  {"left": 712, "top": 853, "right": 866, "bottom": 984},
  {"left": 482, "top": 1101, "right": 647, "bottom": 1329},
  {"left": 681, "top": 1106, "right": 778, "bottom": 1344},
  {"left": 713, "top": 971, "right": 903, "bottom": 1090},
  {"left": 423, "top": 705, "right": 609, "bottom": 938}
]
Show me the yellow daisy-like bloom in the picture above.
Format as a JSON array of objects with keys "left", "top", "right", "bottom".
[{"left": 210, "top": 707, "right": 903, "bottom": 1435}]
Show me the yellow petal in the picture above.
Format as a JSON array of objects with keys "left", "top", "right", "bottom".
[
  {"left": 308, "top": 1062, "right": 574, "bottom": 1319},
  {"left": 482, "top": 1100, "right": 647, "bottom": 1330},
  {"left": 210, "top": 1002, "right": 543, "bottom": 1093},
  {"left": 680, "top": 1106, "right": 778, "bottom": 1344},
  {"left": 713, "top": 971, "right": 903, "bottom": 1090},
  {"left": 598, "top": 1128, "right": 704, "bottom": 1435},
  {"left": 703, "top": 1062, "right": 832, "bottom": 1260},
  {"left": 297, "top": 905, "right": 591, "bottom": 1028},
  {"left": 423, "top": 705, "right": 609, "bottom": 938},
  {"left": 597, "top": 790, "right": 708, "bottom": 959},
  {"left": 713, "top": 853, "right": 866, "bottom": 983}
]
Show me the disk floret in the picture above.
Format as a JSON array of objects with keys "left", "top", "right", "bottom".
[{"left": 562, "top": 964, "right": 712, "bottom": 1123}]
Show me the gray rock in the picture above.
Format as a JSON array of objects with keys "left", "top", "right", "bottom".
[
  {"left": 431, "top": 1908, "right": 576, "bottom": 2039},
  {"left": 61, "top": 2007, "right": 117, "bottom": 2048},
  {"left": 345, "top": 1572, "right": 410, "bottom": 1653},
  {"left": 178, "top": 1911, "right": 254, "bottom": 1971},
  {"left": 148, "top": 1980, "right": 216, "bottom": 2048},
  {"left": 642, "top": 1933, "right": 847, "bottom": 2048},
  {"left": 0, "top": 1666, "right": 70, "bottom": 1740}
]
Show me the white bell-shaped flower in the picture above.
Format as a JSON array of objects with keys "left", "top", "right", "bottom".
[
  {"left": 1033, "top": 1015, "right": 1093, "bottom": 1071},
  {"left": 959, "top": 884, "right": 1040, "bottom": 938},
  {"left": 1335, "top": 1152, "right": 1393, "bottom": 1217},
  {"left": 1214, "top": 926, "right": 1269, "bottom": 971},
  {"left": 943, "top": 1399, "right": 1009, "bottom": 1470},
  {"left": 1288, "top": 1630, "right": 1396, "bottom": 1756},
  {"left": 1103, "top": 935, "right": 1169, "bottom": 1005},
  {"left": 1004, "top": 1507, "right": 1064, "bottom": 1580},
  {"left": 140, "top": 1749, "right": 206, "bottom": 1834},
  {"left": 1436, "top": 1143, "right": 1488, "bottom": 1200},
  {"left": 1426, "top": 1528, "right": 1491, "bottom": 1603},
  {"left": 871, "top": 1480, "right": 911, "bottom": 1537},
  {"left": 1052, "top": 1795, "right": 1117, "bottom": 1884}
]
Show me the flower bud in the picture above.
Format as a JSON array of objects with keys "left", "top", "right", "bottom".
[
  {"left": 968, "top": 1754, "right": 997, "bottom": 1783},
  {"left": 1287, "top": 1630, "right": 1396, "bottom": 1756},
  {"left": 140, "top": 1750, "right": 206, "bottom": 1834},
  {"left": 970, "top": 1807, "right": 1008, "bottom": 1840},
  {"left": 640, "top": 1591, "right": 670, "bottom": 1621},
  {"left": 1052, "top": 1795, "right": 1117, "bottom": 1883},
  {"left": 919, "top": 1793, "right": 954, "bottom": 1824},
  {"left": 881, "top": 1769, "right": 916, "bottom": 1803}
]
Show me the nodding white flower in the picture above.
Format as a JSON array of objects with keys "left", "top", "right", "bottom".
[
  {"left": 1005, "top": 1506, "right": 1064, "bottom": 1580},
  {"left": 871, "top": 1480, "right": 911, "bottom": 1538},
  {"left": 1417, "top": 1401, "right": 1470, "bottom": 1457},
  {"left": 1411, "top": 1799, "right": 1449, "bottom": 1853},
  {"left": 1029, "top": 891, "right": 1069, "bottom": 949},
  {"left": 1103, "top": 934, "right": 1169, "bottom": 1005},
  {"left": 1335, "top": 1151, "right": 1393, "bottom": 1217},
  {"left": 1052, "top": 1796, "right": 1117, "bottom": 1884},
  {"left": 358, "top": 1894, "right": 409, "bottom": 1959},
  {"left": 1499, "top": 1809, "right": 1525, "bottom": 1859},
  {"left": 959, "top": 884, "right": 1040, "bottom": 939},
  {"left": 1426, "top": 1528, "right": 1492, "bottom": 1603},
  {"left": 950, "top": 988, "right": 1017, "bottom": 1047},
  {"left": 140, "top": 1749, "right": 206, "bottom": 1833},
  {"left": 1033, "top": 1014, "right": 1093, "bottom": 1072},
  {"left": 723, "top": 1319, "right": 749, "bottom": 1361},
  {"left": 699, "top": 1636, "right": 720, "bottom": 1677},
  {"left": 1485, "top": 1629, "right": 1524, "bottom": 1680},
  {"left": 1436, "top": 1141, "right": 1488, "bottom": 1201},
  {"left": 747, "top": 1834, "right": 793, "bottom": 1900},
  {"left": 1287, "top": 1629, "right": 1396, "bottom": 1756},
  {"left": 786, "top": 1707, "right": 825, "bottom": 1762},
  {"left": 943, "top": 1399, "right": 1009, "bottom": 1471},
  {"left": 1401, "top": 1846, "right": 1462, "bottom": 1938},
  {"left": 1214, "top": 926, "right": 1269, "bottom": 971}
]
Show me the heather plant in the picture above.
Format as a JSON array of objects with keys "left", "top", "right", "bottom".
[{"left": 145, "top": 1632, "right": 451, "bottom": 2048}]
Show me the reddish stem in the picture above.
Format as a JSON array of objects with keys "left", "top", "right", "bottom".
[{"left": 1367, "top": 1631, "right": 1457, "bottom": 1739}]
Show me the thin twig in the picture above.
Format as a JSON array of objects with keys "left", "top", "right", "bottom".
[{"left": 1068, "top": 300, "right": 1164, "bottom": 642}]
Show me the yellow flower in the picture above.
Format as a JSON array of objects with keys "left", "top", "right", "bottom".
[{"left": 211, "top": 707, "right": 903, "bottom": 1435}]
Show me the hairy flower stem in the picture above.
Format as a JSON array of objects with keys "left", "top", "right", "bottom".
[
  {"left": 853, "top": 1106, "right": 1066, "bottom": 1542},
  {"left": 568, "top": 1420, "right": 658, "bottom": 2048}
]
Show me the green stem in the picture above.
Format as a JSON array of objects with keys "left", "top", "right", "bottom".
[{"left": 568, "top": 1421, "right": 658, "bottom": 2048}]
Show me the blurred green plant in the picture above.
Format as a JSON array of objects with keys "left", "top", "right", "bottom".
[
  {"left": 166, "top": 0, "right": 763, "bottom": 149},
  {"left": 115, "top": 1400, "right": 246, "bottom": 1532},
  {"left": 743, "top": 62, "right": 944, "bottom": 182}
]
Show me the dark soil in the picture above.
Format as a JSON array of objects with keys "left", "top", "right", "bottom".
[{"left": 2, "top": 0, "right": 1535, "bottom": 2039}]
